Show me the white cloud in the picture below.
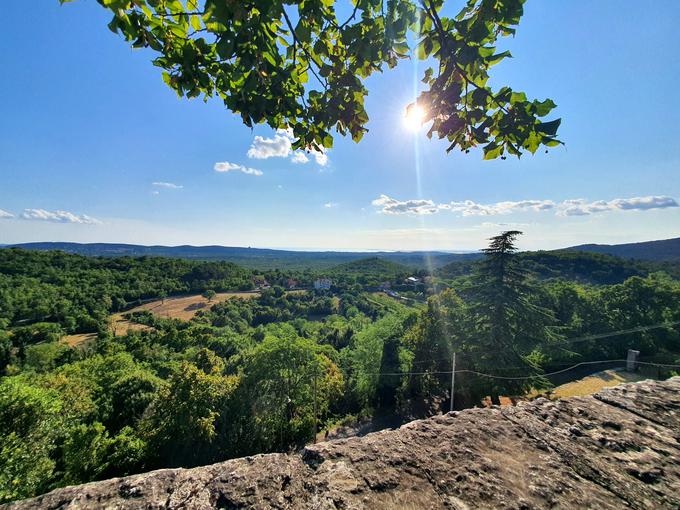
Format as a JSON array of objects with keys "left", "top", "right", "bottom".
[
  {"left": 20, "top": 209, "right": 101, "bottom": 224},
  {"left": 247, "top": 129, "right": 330, "bottom": 166},
  {"left": 152, "top": 182, "right": 183, "bottom": 189},
  {"left": 373, "top": 195, "right": 678, "bottom": 217},
  {"left": 313, "top": 149, "right": 329, "bottom": 166},
  {"left": 247, "top": 131, "right": 292, "bottom": 160},
  {"left": 324, "top": 202, "right": 338, "bottom": 208},
  {"left": 556, "top": 196, "right": 678, "bottom": 216},
  {"left": 0, "top": 209, "right": 13, "bottom": 219},
  {"left": 372, "top": 195, "right": 440, "bottom": 215},
  {"left": 291, "top": 151, "right": 309, "bottom": 164},
  {"left": 214, "top": 161, "right": 263, "bottom": 176},
  {"left": 444, "top": 199, "right": 555, "bottom": 216},
  {"left": 611, "top": 196, "right": 677, "bottom": 210}
]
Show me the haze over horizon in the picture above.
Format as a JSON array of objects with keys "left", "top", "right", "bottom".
[{"left": 1, "top": 1, "right": 679, "bottom": 251}]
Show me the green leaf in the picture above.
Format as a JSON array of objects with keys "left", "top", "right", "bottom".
[
  {"left": 510, "top": 91, "right": 526, "bottom": 104},
  {"left": 537, "top": 119, "right": 561, "bottom": 136},
  {"left": 487, "top": 50, "right": 512, "bottom": 66},
  {"left": 533, "top": 98, "right": 557, "bottom": 117},
  {"left": 483, "top": 142, "right": 504, "bottom": 160}
]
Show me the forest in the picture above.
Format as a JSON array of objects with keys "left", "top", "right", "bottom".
[{"left": 1, "top": 235, "right": 679, "bottom": 503}]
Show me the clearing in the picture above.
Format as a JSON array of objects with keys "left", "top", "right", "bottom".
[
  {"left": 550, "top": 368, "right": 650, "bottom": 398},
  {"left": 121, "top": 291, "right": 259, "bottom": 321},
  {"left": 62, "top": 291, "right": 260, "bottom": 347}
]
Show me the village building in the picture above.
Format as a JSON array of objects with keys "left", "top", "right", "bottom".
[
  {"left": 313, "top": 278, "right": 332, "bottom": 290},
  {"left": 252, "top": 275, "right": 270, "bottom": 289}
]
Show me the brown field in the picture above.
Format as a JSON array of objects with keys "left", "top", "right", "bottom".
[
  {"left": 109, "top": 314, "right": 153, "bottom": 337},
  {"left": 123, "top": 291, "right": 260, "bottom": 321},
  {"left": 61, "top": 291, "right": 260, "bottom": 347},
  {"left": 61, "top": 332, "right": 97, "bottom": 348},
  {"left": 551, "top": 369, "right": 649, "bottom": 398},
  {"left": 61, "top": 316, "right": 151, "bottom": 348}
]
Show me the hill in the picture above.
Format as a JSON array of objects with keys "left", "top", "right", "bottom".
[
  {"left": 566, "top": 236, "right": 680, "bottom": 261},
  {"left": 329, "top": 257, "right": 412, "bottom": 277},
  {"left": 9, "top": 378, "right": 680, "bottom": 509},
  {"left": 8, "top": 242, "right": 475, "bottom": 270},
  {"left": 437, "top": 250, "right": 654, "bottom": 285}
]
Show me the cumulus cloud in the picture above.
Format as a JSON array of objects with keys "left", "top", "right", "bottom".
[
  {"left": 372, "top": 195, "right": 678, "bottom": 217},
  {"left": 324, "top": 202, "right": 338, "bottom": 208},
  {"left": 556, "top": 196, "right": 678, "bottom": 216},
  {"left": 372, "top": 195, "right": 440, "bottom": 215},
  {"left": 0, "top": 209, "right": 13, "bottom": 219},
  {"left": 442, "top": 199, "right": 556, "bottom": 216},
  {"left": 152, "top": 182, "right": 183, "bottom": 189},
  {"left": 247, "top": 129, "right": 329, "bottom": 166},
  {"left": 291, "top": 151, "right": 309, "bottom": 164},
  {"left": 20, "top": 209, "right": 101, "bottom": 224},
  {"left": 612, "top": 196, "right": 678, "bottom": 210},
  {"left": 313, "top": 150, "right": 329, "bottom": 166},
  {"left": 247, "top": 130, "right": 292, "bottom": 160},
  {"left": 214, "top": 161, "right": 263, "bottom": 176}
]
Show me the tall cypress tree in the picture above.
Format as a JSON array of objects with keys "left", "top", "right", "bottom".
[{"left": 469, "top": 231, "right": 560, "bottom": 403}]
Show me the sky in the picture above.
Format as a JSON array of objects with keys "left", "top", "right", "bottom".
[{"left": 1, "top": 1, "right": 679, "bottom": 252}]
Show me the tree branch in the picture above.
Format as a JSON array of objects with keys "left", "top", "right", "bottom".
[
  {"left": 281, "top": 8, "right": 328, "bottom": 91},
  {"left": 422, "top": 0, "right": 509, "bottom": 116}
]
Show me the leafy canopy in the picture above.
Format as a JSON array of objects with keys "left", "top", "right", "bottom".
[{"left": 62, "top": 0, "right": 561, "bottom": 159}]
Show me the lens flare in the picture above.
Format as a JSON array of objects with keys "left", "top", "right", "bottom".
[{"left": 403, "top": 104, "right": 426, "bottom": 131}]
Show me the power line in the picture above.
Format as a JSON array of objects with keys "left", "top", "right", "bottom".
[
  {"left": 554, "top": 320, "right": 680, "bottom": 347},
  {"left": 636, "top": 360, "right": 680, "bottom": 368},
  {"left": 365, "top": 359, "right": 680, "bottom": 379},
  {"left": 406, "top": 320, "right": 680, "bottom": 367},
  {"left": 456, "top": 359, "right": 629, "bottom": 380}
]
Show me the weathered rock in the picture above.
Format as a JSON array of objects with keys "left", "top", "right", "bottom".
[{"left": 5, "top": 378, "right": 680, "bottom": 509}]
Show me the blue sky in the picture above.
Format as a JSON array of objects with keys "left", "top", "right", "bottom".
[{"left": 1, "top": 1, "right": 679, "bottom": 251}]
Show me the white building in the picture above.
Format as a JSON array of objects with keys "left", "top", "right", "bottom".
[{"left": 313, "top": 278, "right": 332, "bottom": 290}]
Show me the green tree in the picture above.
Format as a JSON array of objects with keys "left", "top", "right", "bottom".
[
  {"left": 202, "top": 289, "right": 216, "bottom": 302},
  {"left": 64, "top": 0, "right": 560, "bottom": 159},
  {"left": 349, "top": 311, "right": 412, "bottom": 411},
  {"left": 468, "top": 231, "right": 560, "bottom": 403},
  {"left": 401, "top": 289, "right": 469, "bottom": 413},
  {"left": 61, "top": 423, "right": 146, "bottom": 485},
  {"left": 0, "top": 378, "right": 63, "bottom": 503},
  {"left": 141, "top": 362, "right": 238, "bottom": 467},
  {"left": 239, "top": 329, "right": 343, "bottom": 452},
  {"left": 0, "top": 330, "right": 12, "bottom": 375}
]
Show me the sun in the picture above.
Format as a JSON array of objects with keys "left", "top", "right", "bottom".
[{"left": 403, "top": 103, "right": 427, "bottom": 132}]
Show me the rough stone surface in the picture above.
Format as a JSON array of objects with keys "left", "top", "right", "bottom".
[{"left": 5, "top": 377, "right": 680, "bottom": 509}]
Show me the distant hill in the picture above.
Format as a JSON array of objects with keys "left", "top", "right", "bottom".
[
  {"left": 565, "top": 237, "right": 680, "bottom": 261},
  {"left": 9, "top": 236, "right": 678, "bottom": 271},
  {"left": 6, "top": 242, "right": 477, "bottom": 270},
  {"left": 436, "top": 250, "right": 657, "bottom": 285},
  {"left": 518, "top": 251, "right": 648, "bottom": 284},
  {"left": 330, "top": 257, "right": 412, "bottom": 277}
]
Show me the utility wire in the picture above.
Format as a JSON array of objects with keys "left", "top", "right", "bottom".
[
  {"left": 365, "top": 359, "right": 680, "bottom": 379},
  {"left": 407, "top": 320, "right": 680, "bottom": 367},
  {"left": 552, "top": 320, "right": 680, "bottom": 347}
]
